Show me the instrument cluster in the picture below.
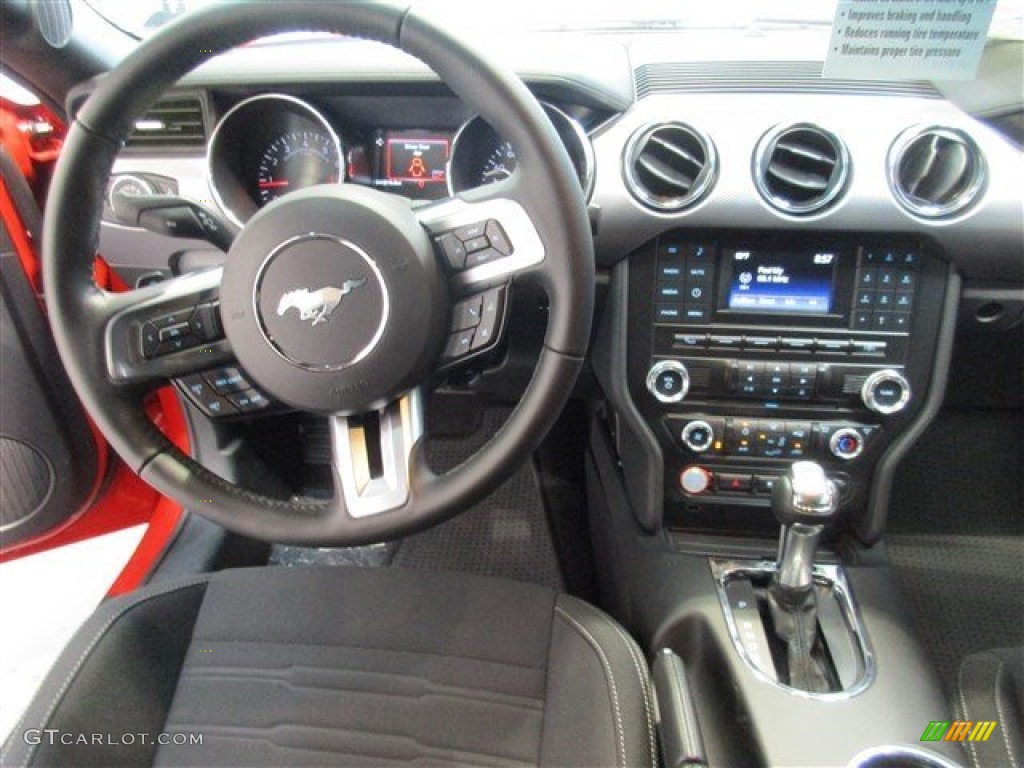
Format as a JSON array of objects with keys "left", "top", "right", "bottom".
[{"left": 207, "top": 93, "right": 594, "bottom": 225}]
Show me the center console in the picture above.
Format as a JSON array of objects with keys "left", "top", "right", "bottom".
[
  {"left": 624, "top": 230, "right": 952, "bottom": 537},
  {"left": 589, "top": 230, "right": 964, "bottom": 767}
]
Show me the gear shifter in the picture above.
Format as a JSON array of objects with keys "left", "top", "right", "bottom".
[
  {"left": 772, "top": 461, "right": 839, "bottom": 595},
  {"left": 768, "top": 461, "right": 840, "bottom": 692}
]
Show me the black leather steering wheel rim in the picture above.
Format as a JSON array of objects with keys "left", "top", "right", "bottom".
[{"left": 43, "top": 1, "right": 594, "bottom": 545}]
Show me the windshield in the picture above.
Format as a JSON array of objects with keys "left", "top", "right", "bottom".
[{"left": 86, "top": 0, "right": 1024, "bottom": 41}]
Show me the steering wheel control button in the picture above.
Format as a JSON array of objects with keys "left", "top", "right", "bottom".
[
  {"left": 178, "top": 375, "right": 233, "bottom": 417},
  {"left": 829, "top": 428, "right": 865, "bottom": 460},
  {"left": 452, "top": 296, "right": 483, "bottom": 331},
  {"left": 647, "top": 360, "right": 690, "bottom": 403},
  {"left": 226, "top": 389, "right": 271, "bottom": 412},
  {"left": 437, "top": 233, "right": 467, "bottom": 270},
  {"left": 471, "top": 289, "right": 503, "bottom": 351},
  {"left": 444, "top": 329, "right": 476, "bottom": 359},
  {"left": 438, "top": 219, "right": 515, "bottom": 272},
  {"left": 680, "top": 465, "right": 712, "bottom": 495},
  {"left": 189, "top": 302, "right": 222, "bottom": 342},
  {"left": 681, "top": 420, "right": 715, "bottom": 453},
  {"left": 862, "top": 369, "right": 911, "bottom": 414},
  {"left": 485, "top": 220, "right": 513, "bottom": 256},
  {"left": 140, "top": 322, "right": 161, "bottom": 358},
  {"left": 204, "top": 366, "right": 248, "bottom": 394}
]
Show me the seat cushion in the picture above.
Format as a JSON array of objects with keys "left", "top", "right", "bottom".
[
  {"left": 3, "top": 567, "right": 655, "bottom": 768},
  {"left": 957, "top": 647, "right": 1024, "bottom": 768}
]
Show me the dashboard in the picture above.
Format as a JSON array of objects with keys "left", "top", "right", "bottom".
[{"left": 86, "top": 30, "right": 1023, "bottom": 538}]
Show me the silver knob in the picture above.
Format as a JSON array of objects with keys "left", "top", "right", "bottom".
[
  {"left": 861, "top": 369, "right": 911, "bottom": 414},
  {"left": 646, "top": 360, "right": 690, "bottom": 404},
  {"left": 789, "top": 461, "right": 837, "bottom": 514},
  {"left": 681, "top": 420, "right": 714, "bottom": 452},
  {"left": 829, "top": 428, "right": 864, "bottom": 460}
]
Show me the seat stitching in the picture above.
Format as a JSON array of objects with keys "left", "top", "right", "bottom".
[
  {"left": 161, "top": 721, "right": 535, "bottom": 767},
  {"left": 603, "top": 616, "right": 656, "bottom": 768},
  {"left": 1, "top": 576, "right": 209, "bottom": 768},
  {"left": 535, "top": 600, "right": 556, "bottom": 768},
  {"left": 193, "top": 637, "right": 544, "bottom": 672},
  {"left": 174, "top": 667, "right": 544, "bottom": 710},
  {"left": 958, "top": 657, "right": 981, "bottom": 768},
  {"left": 554, "top": 606, "right": 626, "bottom": 768},
  {"left": 993, "top": 660, "right": 1018, "bottom": 768},
  {"left": 666, "top": 652, "right": 696, "bottom": 758}
]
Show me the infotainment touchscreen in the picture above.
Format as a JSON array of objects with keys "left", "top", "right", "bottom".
[{"left": 723, "top": 248, "right": 837, "bottom": 315}]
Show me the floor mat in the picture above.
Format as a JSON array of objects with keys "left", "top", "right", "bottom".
[
  {"left": 392, "top": 407, "right": 564, "bottom": 591},
  {"left": 886, "top": 410, "right": 1024, "bottom": 697},
  {"left": 270, "top": 405, "right": 564, "bottom": 591}
]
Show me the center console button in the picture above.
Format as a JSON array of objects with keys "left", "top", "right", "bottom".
[
  {"left": 743, "top": 335, "right": 778, "bottom": 351},
  {"left": 657, "top": 262, "right": 684, "bottom": 280},
  {"left": 850, "top": 340, "right": 887, "bottom": 357},
  {"left": 656, "top": 304, "right": 684, "bottom": 322},
  {"left": 685, "top": 284, "right": 711, "bottom": 304},
  {"left": 727, "top": 418, "right": 757, "bottom": 456},
  {"left": 780, "top": 337, "right": 814, "bottom": 353},
  {"left": 682, "top": 305, "right": 710, "bottom": 323},
  {"left": 752, "top": 474, "right": 778, "bottom": 495},
  {"left": 756, "top": 419, "right": 788, "bottom": 458},
  {"left": 709, "top": 334, "right": 742, "bottom": 350},
  {"left": 680, "top": 465, "right": 712, "bottom": 495},
  {"left": 675, "top": 333, "right": 708, "bottom": 349},
  {"left": 717, "top": 473, "right": 752, "bottom": 493},
  {"left": 815, "top": 338, "right": 850, "bottom": 355},
  {"left": 785, "top": 422, "right": 812, "bottom": 457},
  {"left": 657, "top": 283, "right": 684, "bottom": 300}
]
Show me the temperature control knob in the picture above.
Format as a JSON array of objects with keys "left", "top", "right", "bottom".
[
  {"left": 681, "top": 420, "right": 714, "bottom": 453},
  {"left": 829, "top": 428, "right": 864, "bottom": 460},
  {"left": 646, "top": 360, "right": 690, "bottom": 404},
  {"left": 862, "top": 369, "right": 911, "bottom": 415},
  {"left": 680, "top": 466, "right": 712, "bottom": 495}
]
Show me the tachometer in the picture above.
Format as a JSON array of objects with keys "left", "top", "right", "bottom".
[
  {"left": 256, "top": 130, "right": 341, "bottom": 204},
  {"left": 208, "top": 94, "right": 345, "bottom": 227}
]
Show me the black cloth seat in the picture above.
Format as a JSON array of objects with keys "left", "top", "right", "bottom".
[
  {"left": 2, "top": 567, "right": 655, "bottom": 768},
  {"left": 956, "top": 647, "right": 1023, "bottom": 768}
]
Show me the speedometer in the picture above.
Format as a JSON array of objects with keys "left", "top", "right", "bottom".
[
  {"left": 448, "top": 102, "right": 594, "bottom": 199},
  {"left": 480, "top": 141, "right": 516, "bottom": 185},
  {"left": 256, "top": 130, "right": 341, "bottom": 205}
]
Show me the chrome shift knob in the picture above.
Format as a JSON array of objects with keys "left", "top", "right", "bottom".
[{"left": 772, "top": 461, "right": 839, "bottom": 593}]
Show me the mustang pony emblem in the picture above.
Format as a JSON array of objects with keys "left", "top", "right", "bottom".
[{"left": 276, "top": 278, "right": 367, "bottom": 326}]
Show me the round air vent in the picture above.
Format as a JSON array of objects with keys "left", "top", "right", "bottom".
[
  {"left": 32, "top": 0, "right": 74, "bottom": 49},
  {"left": 623, "top": 122, "right": 717, "bottom": 212},
  {"left": 753, "top": 123, "right": 850, "bottom": 215},
  {"left": 888, "top": 125, "right": 986, "bottom": 218}
]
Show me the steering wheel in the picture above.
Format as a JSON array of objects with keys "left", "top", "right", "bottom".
[{"left": 44, "top": 2, "right": 594, "bottom": 546}]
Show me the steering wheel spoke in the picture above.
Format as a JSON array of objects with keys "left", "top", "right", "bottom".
[
  {"left": 103, "top": 266, "right": 233, "bottom": 385},
  {"left": 329, "top": 389, "right": 425, "bottom": 520}
]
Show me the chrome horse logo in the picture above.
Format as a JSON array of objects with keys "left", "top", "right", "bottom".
[{"left": 276, "top": 277, "right": 367, "bottom": 326}]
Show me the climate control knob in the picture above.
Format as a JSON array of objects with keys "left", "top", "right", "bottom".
[
  {"left": 646, "top": 360, "right": 690, "bottom": 404},
  {"left": 829, "top": 428, "right": 865, "bottom": 460},
  {"left": 862, "top": 369, "right": 911, "bottom": 415},
  {"left": 681, "top": 420, "right": 714, "bottom": 453}
]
